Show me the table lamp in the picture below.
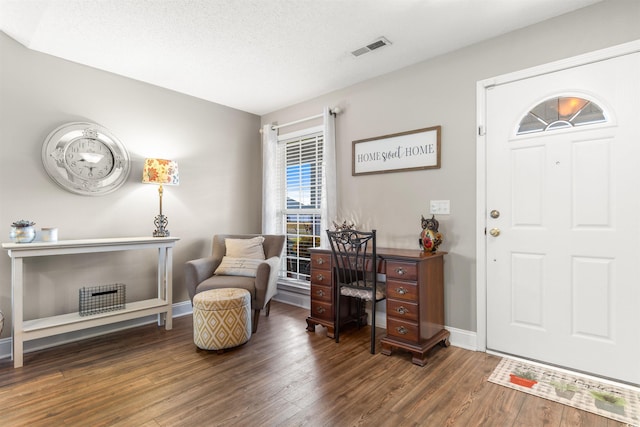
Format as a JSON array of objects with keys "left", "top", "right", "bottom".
[{"left": 142, "top": 158, "right": 179, "bottom": 237}]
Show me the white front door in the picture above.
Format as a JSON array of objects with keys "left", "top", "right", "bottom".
[{"left": 484, "top": 51, "right": 640, "bottom": 385}]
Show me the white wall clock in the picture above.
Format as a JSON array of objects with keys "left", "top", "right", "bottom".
[{"left": 42, "top": 122, "right": 131, "bottom": 196}]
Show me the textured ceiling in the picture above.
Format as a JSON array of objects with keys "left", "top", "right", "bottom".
[{"left": 0, "top": 0, "right": 601, "bottom": 115}]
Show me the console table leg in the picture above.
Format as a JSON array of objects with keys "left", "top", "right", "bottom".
[
  {"left": 157, "top": 248, "right": 165, "bottom": 327},
  {"left": 12, "top": 257, "right": 24, "bottom": 368},
  {"left": 155, "top": 247, "right": 173, "bottom": 330},
  {"left": 164, "top": 247, "right": 173, "bottom": 330}
]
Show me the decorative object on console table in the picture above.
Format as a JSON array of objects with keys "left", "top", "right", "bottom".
[
  {"left": 40, "top": 227, "right": 58, "bottom": 242},
  {"left": 79, "top": 283, "right": 126, "bottom": 316},
  {"left": 9, "top": 220, "right": 36, "bottom": 243},
  {"left": 380, "top": 250, "right": 449, "bottom": 366},
  {"left": 142, "top": 158, "right": 179, "bottom": 237},
  {"left": 419, "top": 214, "right": 443, "bottom": 253}
]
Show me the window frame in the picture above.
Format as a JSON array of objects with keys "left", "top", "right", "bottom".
[{"left": 276, "top": 125, "right": 325, "bottom": 288}]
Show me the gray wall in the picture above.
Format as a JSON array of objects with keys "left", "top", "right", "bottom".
[
  {"left": 0, "top": 32, "right": 261, "bottom": 337},
  {"left": 261, "top": 0, "right": 640, "bottom": 332},
  {"left": 1, "top": 0, "right": 638, "bottom": 341}
]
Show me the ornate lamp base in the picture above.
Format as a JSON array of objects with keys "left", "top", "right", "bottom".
[{"left": 152, "top": 214, "right": 170, "bottom": 237}]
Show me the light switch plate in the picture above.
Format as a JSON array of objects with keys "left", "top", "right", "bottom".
[{"left": 429, "top": 200, "right": 450, "bottom": 215}]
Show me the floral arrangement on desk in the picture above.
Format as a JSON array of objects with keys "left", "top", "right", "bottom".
[{"left": 332, "top": 220, "right": 356, "bottom": 231}]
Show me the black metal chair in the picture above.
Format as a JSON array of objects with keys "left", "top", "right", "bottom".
[{"left": 326, "top": 229, "right": 386, "bottom": 354}]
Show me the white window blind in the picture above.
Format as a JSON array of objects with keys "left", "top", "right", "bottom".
[{"left": 277, "top": 127, "right": 324, "bottom": 284}]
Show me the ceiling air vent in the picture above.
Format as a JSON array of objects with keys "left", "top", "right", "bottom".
[{"left": 351, "top": 37, "right": 392, "bottom": 57}]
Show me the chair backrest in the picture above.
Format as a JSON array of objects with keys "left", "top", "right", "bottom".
[
  {"left": 212, "top": 234, "right": 285, "bottom": 259},
  {"left": 326, "top": 229, "right": 377, "bottom": 290}
]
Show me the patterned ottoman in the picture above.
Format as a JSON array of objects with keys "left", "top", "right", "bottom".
[{"left": 193, "top": 288, "right": 252, "bottom": 351}]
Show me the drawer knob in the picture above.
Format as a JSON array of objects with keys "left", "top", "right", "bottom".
[
  {"left": 396, "top": 287, "right": 408, "bottom": 295},
  {"left": 316, "top": 306, "right": 325, "bottom": 314},
  {"left": 396, "top": 306, "right": 409, "bottom": 315},
  {"left": 316, "top": 274, "right": 324, "bottom": 282},
  {"left": 395, "top": 267, "right": 406, "bottom": 275},
  {"left": 396, "top": 326, "right": 409, "bottom": 335},
  {"left": 317, "top": 258, "right": 325, "bottom": 265},
  {"left": 316, "top": 289, "right": 325, "bottom": 297}
]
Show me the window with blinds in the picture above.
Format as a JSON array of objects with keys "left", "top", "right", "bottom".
[{"left": 278, "top": 130, "right": 324, "bottom": 283}]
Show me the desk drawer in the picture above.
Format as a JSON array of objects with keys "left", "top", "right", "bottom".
[
  {"left": 311, "top": 253, "right": 332, "bottom": 269},
  {"left": 386, "top": 261, "right": 417, "bottom": 281},
  {"left": 311, "top": 284, "right": 332, "bottom": 303},
  {"left": 310, "top": 300, "right": 333, "bottom": 322},
  {"left": 387, "top": 299, "right": 418, "bottom": 322},
  {"left": 386, "top": 280, "right": 418, "bottom": 302},
  {"left": 310, "top": 268, "right": 331, "bottom": 285},
  {"left": 387, "top": 317, "right": 419, "bottom": 342}
]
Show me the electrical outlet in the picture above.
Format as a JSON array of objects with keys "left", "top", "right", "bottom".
[{"left": 429, "top": 200, "right": 450, "bottom": 215}]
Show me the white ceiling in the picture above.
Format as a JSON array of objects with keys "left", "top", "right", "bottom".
[{"left": 0, "top": 0, "right": 601, "bottom": 115}]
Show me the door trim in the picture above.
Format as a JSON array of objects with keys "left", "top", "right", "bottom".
[{"left": 475, "top": 39, "right": 640, "bottom": 353}]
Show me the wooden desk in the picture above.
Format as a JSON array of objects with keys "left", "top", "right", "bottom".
[{"left": 307, "top": 247, "right": 449, "bottom": 366}]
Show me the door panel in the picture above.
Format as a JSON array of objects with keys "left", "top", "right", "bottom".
[
  {"left": 485, "top": 52, "right": 640, "bottom": 385},
  {"left": 511, "top": 253, "right": 544, "bottom": 328},
  {"left": 572, "top": 256, "right": 613, "bottom": 340}
]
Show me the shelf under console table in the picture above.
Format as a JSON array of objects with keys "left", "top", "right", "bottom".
[{"left": 2, "top": 236, "right": 179, "bottom": 368}]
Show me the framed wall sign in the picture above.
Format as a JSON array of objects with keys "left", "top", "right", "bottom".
[{"left": 352, "top": 125, "right": 441, "bottom": 176}]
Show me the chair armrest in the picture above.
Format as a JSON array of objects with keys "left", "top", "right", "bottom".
[
  {"left": 184, "top": 256, "right": 221, "bottom": 302},
  {"left": 254, "top": 256, "right": 281, "bottom": 310}
]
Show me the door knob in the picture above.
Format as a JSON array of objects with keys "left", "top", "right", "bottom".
[{"left": 489, "top": 228, "right": 501, "bottom": 237}]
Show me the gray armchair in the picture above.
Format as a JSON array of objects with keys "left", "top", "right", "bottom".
[{"left": 185, "top": 234, "right": 285, "bottom": 333}]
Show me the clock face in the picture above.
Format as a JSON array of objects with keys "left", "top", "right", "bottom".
[
  {"left": 65, "top": 138, "right": 115, "bottom": 179},
  {"left": 42, "top": 122, "right": 131, "bottom": 196}
]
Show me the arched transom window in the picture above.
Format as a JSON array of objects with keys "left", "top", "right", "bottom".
[{"left": 517, "top": 96, "right": 606, "bottom": 135}]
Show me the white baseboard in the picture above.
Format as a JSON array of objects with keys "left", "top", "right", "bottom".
[
  {"left": 273, "top": 288, "right": 310, "bottom": 309},
  {"left": 273, "top": 291, "right": 478, "bottom": 351},
  {"left": 446, "top": 326, "right": 477, "bottom": 351},
  {"left": 0, "top": 299, "right": 478, "bottom": 361}
]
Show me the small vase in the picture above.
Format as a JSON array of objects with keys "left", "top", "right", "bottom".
[{"left": 9, "top": 225, "right": 36, "bottom": 243}]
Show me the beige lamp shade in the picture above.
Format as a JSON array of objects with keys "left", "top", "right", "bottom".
[{"left": 142, "top": 158, "right": 179, "bottom": 186}]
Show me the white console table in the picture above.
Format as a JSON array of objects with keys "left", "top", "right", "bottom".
[{"left": 2, "top": 236, "right": 179, "bottom": 368}]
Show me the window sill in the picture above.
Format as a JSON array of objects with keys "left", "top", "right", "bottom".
[
  {"left": 274, "top": 279, "right": 310, "bottom": 309},
  {"left": 277, "top": 279, "right": 310, "bottom": 295}
]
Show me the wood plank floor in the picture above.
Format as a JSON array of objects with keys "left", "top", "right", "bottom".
[{"left": 0, "top": 302, "right": 624, "bottom": 426}]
